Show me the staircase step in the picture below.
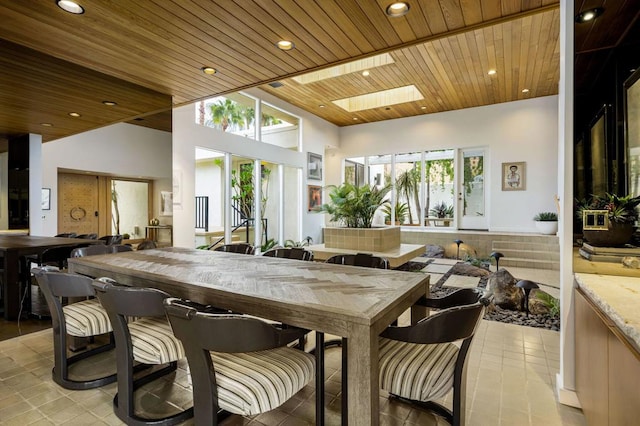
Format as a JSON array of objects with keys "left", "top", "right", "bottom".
[
  {"left": 492, "top": 248, "right": 559, "bottom": 262},
  {"left": 500, "top": 257, "right": 560, "bottom": 270},
  {"left": 492, "top": 241, "right": 559, "bottom": 252}
]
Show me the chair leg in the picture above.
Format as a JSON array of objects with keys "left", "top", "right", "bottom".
[
  {"left": 52, "top": 331, "right": 118, "bottom": 390},
  {"left": 113, "top": 361, "right": 194, "bottom": 426},
  {"left": 341, "top": 337, "right": 347, "bottom": 426}
]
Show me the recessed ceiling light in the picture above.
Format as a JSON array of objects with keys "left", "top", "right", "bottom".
[
  {"left": 57, "top": 0, "right": 84, "bottom": 14},
  {"left": 201, "top": 66, "right": 217, "bottom": 75},
  {"left": 575, "top": 7, "right": 604, "bottom": 23},
  {"left": 386, "top": 2, "right": 410, "bottom": 17},
  {"left": 319, "top": 104, "right": 325, "bottom": 108},
  {"left": 41, "top": 123, "right": 53, "bottom": 127},
  {"left": 522, "top": 88, "right": 530, "bottom": 93},
  {"left": 487, "top": 69, "right": 497, "bottom": 75},
  {"left": 68, "top": 112, "right": 81, "bottom": 117},
  {"left": 353, "top": 117, "right": 359, "bottom": 121},
  {"left": 362, "top": 70, "right": 370, "bottom": 77},
  {"left": 420, "top": 106, "right": 427, "bottom": 110},
  {"left": 276, "top": 40, "right": 295, "bottom": 51},
  {"left": 102, "top": 100, "right": 117, "bottom": 106},
  {"left": 631, "top": 69, "right": 637, "bottom": 73}
]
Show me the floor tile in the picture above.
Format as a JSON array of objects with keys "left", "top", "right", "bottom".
[{"left": 442, "top": 275, "right": 481, "bottom": 288}]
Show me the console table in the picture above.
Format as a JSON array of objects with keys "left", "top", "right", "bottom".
[{"left": 145, "top": 225, "right": 172, "bottom": 246}]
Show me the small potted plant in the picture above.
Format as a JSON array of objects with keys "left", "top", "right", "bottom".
[
  {"left": 533, "top": 211, "right": 558, "bottom": 235},
  {"left": 381, "top": 202, "right": 408, "bottom": 225},
  {"left": 429, "top": 201, "right": 454, "bottom": 226}
]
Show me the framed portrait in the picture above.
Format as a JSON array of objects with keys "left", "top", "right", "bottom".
[
  {"left": 160, "top": 191, "right": 173, "bottom": 216},
  {"left": 502, "top": 162, "right": 526, "bottom": 191},
  {"left": 307, "top": 185, "right": 322, "bottom": 212},
  {"left": 307, "top": 152, "right": 323, "bottom": 180},
  {"left": 41, "top": 188, "right": 51, "bottom": 210}
]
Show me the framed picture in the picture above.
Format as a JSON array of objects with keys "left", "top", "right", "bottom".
[
  {"left": 307, "top": 152, "right": 323, "bottom": 180},
  {"left": 308, "top": 185, "right": 322, "bottom": 212},
  {"left": 42, "top": 188, "right": 51, "bottom": 210},
  {"left": 502, "top": 162, "right": 526, "bottom": 191},
  {"left": 160, "top": 191, "right": 173, "bottom": 216}
]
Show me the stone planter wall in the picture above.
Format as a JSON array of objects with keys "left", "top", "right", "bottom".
[{"left": 323, "top": 226, "right": 401, "bottom": 252}]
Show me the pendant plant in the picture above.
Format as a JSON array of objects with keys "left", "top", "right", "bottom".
[{"left": 315, "top": 183, "right": 391, "bottom": 228}]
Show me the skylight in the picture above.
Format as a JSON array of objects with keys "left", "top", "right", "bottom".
[
  {"left": 292, "top": 53, "right": 395, "bottom": 84},
  {"left": 332, "top": 85, "right": 424, "bottom": 112}
]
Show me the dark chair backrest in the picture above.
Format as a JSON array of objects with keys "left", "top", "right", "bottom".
[
  {"left": 99, "top": 235, "right": 123, "bottom": 245},
  {"left": 213, "top": 243, "right": 255, "bottom": 255},
  {"left": 75, "top": 233, "right": 98, "bottom": 240},
  {"left": 93, "top": 280, "right": 169, "bottom": 317},
  {"left": 55, "top": 233, "right": 77, "bottom": 238},
  {"left": 381, "top": 300, "right": 485, "bottom": 345},
  {"left": 325, "top": 253, "right": 389, "bottom": 269},
  {"left": 110, "top": 244, "right": 133, "bottom": 253},
  {"left": 262, "top": 247, "right": 314, "bottom": 261},
  {"left": 39, "top": 245, "right": 78, "bottom": 269},
  {"left": 164, "top": 298, "right": 307, "bottom": 353},
  {"left": 71, "top": 245, "right": 112, "bottom": 257},
  {"left": 136, "top": 239, "right": 157, "bottom": 250}
]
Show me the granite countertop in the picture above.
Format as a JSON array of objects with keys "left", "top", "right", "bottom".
[{"left": 575, "top": 273, "right": 640, "bottom": 352}]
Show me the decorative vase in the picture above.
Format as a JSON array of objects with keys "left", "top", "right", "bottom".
[
  {"left": 534, "top": 220, "right": 558, "bottom": 235},
  {"left": 583, "top": 222, "right": 635, "bottom": 247}
]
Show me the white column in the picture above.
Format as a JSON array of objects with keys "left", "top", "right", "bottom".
[
  {"left": 557, "top": 0, "right": 580, "bottom": 408},
  {"left": 253, "top": 159, "right": 262, "bottom": 252},
  {"left": 224, "top": 153, "right": 232, "bottom": 244},
  {"left": 28, "top": 134, "right": 43, "bottom": 235},
  {"left": 278, "top": 163, "right": 285, "bottom": 245}
]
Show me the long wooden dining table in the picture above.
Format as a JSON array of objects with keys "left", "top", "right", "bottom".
[
  {"left": 67, "top": 247, "right": 429, "bottom": 426},
  {"left": 0, "top": 235, "right": 103, "bottom": 320}
]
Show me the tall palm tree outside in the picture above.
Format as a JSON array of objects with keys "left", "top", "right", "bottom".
[{"left": 209, "top": 99, "right": 243, "bottom": 131}]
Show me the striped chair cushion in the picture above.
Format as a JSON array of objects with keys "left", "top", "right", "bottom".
[
  {"left": 379, "top": 337, "right": 459, "bottom": 402},
  {"left": 63, "top": 298, "right": 112, "bottom": 337},
  {"left": 129, "top": 317, "right": 185, "bottom": 365},
  {"left": 210, "top": 346, "right": 314, "bottom": 416}
]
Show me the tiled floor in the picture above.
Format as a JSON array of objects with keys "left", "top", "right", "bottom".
[
  {"left": 0, "top": 259, "right": 580, "bottom": 425},
  {"left": 0, "top": 319, "right": 585, "bottom": 425}
]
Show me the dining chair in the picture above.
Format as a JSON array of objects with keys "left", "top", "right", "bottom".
[
  {"left": 262, "top": 247, "right": 314, "bottom": 261},
  {"left": 110, "top": 244, "right": 133, "bottom": 253},
  {"left": 75, "top": 233, "right": 98, "bottom": 240},
  {"left": 136, "top": 239, "right": 157, "bottom": 250},
  {"left": 164, "top": 297, "right": 315, "bottom": 425},
  {"left": 92, "top": 280, "right": 194, "bottom": 426},
  {"left": 379, "top": 288, "right": 489, "bottom": 426},
  {"left": 99, "top": 235, "right": 123, "bottom": 245},
  {"left": 55, "top": 232, "right": 78, "bottom": 238},
  {"left": 31, "top": 268, "right": 117, "bottom": 390},
  {"left": 325, "top": 253, "right": 390, "bottom": 269},
  {"left": 213, "top": 243, "right": 255, "bottom": 255},
  {"left": 71, "top": 245, "right": 112, "bottom": 257}
]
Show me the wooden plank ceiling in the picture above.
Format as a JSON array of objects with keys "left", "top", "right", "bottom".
[{"left": 0, "top": 0, "right": 561, "bottom": 142}]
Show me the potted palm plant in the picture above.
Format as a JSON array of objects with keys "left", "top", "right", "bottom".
[
  {"left": 533, "top": 211, "right": 558, "bottom": 235},
  {"left": 315, "top": 183, "right": 401, "bottom": 252}
]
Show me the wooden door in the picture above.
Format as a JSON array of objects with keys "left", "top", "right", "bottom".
[{"left": 58, "top": 173, "right": 103, "bottom": 236}]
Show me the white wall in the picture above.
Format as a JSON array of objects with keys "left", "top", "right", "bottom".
[
  {"left": 173, "top": 88, "right": 339, "bottom": 248},
  {"left": 41, "top": 123, "right": 172, "bottom": 236},
  {"left": 331, "top": 96, "right": 559, "bottom": 233}
]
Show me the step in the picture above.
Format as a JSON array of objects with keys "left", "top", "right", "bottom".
[
  {"left": 492, "top": 248, "right": 559, "bottom": 262},
  {"left": 500, "top": 257, "right": 560, "bottom": 271},
  {"left": 492, "top": 240, "right": 559, "bottom": 252}
]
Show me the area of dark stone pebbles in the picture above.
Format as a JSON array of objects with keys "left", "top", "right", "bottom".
[{"left": 396, "top": 260, "right": 561, "bottom": 332}]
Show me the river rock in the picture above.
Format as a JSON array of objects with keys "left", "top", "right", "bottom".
[
  {"left": 449, "top": 262, "right": 491, "bottom": 277},
  {"left": 424, "top": 244, "right": 445, "bottom": 258},
  {"left": 487, "top": 269, "right": 523, "bottom": 310},
  {"left": 622, "top": 256, "right": 640, "bottom": 269}
]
